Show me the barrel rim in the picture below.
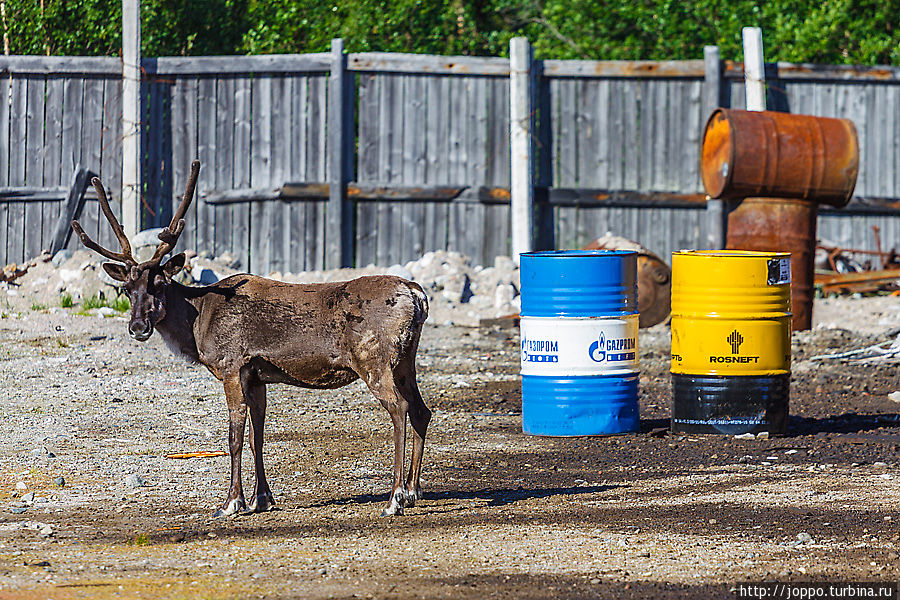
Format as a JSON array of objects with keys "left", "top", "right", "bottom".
[
  {"left": 672, "top": 249, "right": 790, "bottom": 259},
  {"left": 520, "top": 249, "right": 638, "bottom": 258}
]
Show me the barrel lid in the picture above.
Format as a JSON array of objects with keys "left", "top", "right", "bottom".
[
  {"left": 700, "top": 109, "right": 735, "bottom": 199},
  {"left": 520, "top": 250, "right": 638, "bottom": 258},
  {"left": 673, "top": 249, "right": 790, "bottom": 259}
]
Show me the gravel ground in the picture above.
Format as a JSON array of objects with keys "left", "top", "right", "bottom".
[{"left": 0, "top": 280, "right": 897, "bottom": 599}]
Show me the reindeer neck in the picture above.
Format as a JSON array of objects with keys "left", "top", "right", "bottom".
[{"left": 154, "top": 281, "right": 205, "bottom": 364}]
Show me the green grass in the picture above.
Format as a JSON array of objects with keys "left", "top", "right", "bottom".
[
  {"left": 60, "top": 293, "right": 74, "bottom": 308},
  {"left": 79, "top": 293, "right": 130, "bottom": 314},
  {"left": 131, "top": 533, "right": 150, "bottom": 546},
  {"left": 30, "top": 302, "right": 47, "bottom": 311}
]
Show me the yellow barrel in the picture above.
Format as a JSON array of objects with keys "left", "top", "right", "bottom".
[{"left": 670, "top": 250, "right": 791, "bottom": 434}]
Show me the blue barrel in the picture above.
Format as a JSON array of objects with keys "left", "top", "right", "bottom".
[{"left": 520, "top": 250, "right": 640, "bottom": 436}]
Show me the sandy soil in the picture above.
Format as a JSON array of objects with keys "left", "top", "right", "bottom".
[{"left": 0, "top": 294, "right": 897, "bottom": 599}]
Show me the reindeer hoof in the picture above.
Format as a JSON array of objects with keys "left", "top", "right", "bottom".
[
  {"left": 381, "top": 490, "right": 406, "bottom": 516},
  {"left": 401, "top": 487, "right": 423, "bottom": 508},
  {"left": 248, "top": 493, "right": 276, "bottom": 513},
  {"left": 213, "top": 498, "right": 247, "bottom": 518}
]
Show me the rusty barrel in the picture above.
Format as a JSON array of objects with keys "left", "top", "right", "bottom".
[
  {"left": 701, "top": 108, "right": 859, "bottom": 208},
  {"left": 670, "top": 251, "right": 792, "bottom": 435},
  {"left": 583, "top": 236, "right": 671, "bottom": 328},
  {"left": 726, "top": 198, "right": 816, "bottom": 331}
]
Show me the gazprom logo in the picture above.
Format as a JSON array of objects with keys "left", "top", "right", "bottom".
[
  {"left": 589, "top": 331, "right": 636, "bottom": 363},
  {"left": 522, "top": 335, "right": 559, "bottom": 363},
  {"left": 588, "top": 332, "right": 607, "bottom": 362}
]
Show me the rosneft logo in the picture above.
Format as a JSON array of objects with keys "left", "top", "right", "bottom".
[
  {"left": 727, "top": 330, "right": 744, "bottom": 354},
  {"left": 710, "top": 329, "right": 759, "bottom": 364}
]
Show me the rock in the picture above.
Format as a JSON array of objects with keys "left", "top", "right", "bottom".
[
  {"left": 97, "top": 307, "right": 117, "bottom": 318},
  {"left": 54, "top": 477, "right": 66, "bottom": 488},
  {"left": 191, "top": 267, "right": 220, "bottom": 285},
  {"left": 756, "top": 431, "right": 770, "bottom": 440},
  {"left": 385, "top": 264, "right": 414, "bottom": 281},
  {"left": 125, "top": 474, "right": 146, "bottom": 489},
  {"left": 734, "top": 433, "right": 755, "bottom": 440},
  {"left": 39, "top": 525, "right": 53, "bottom": 537},
  {"left": 10, "top": 507, "right": 27, "bottom": 514},
  {"left": 15, "top": 481, "right": 27, "bottom": 491},
  {"left": 797, "top": 532, "right": 813, "bottom": 544},
  {"left": 493, "top": 284, "right": 517, "bottom": 308},
  {"left": 21, "top": 492, "right": 34, "bottom": 505},
  {"left": 52, "top": 250, "right": 74, "bottom": 267},
  {"left": 888, "top": 391, "right": 900, "bottom": 403}
]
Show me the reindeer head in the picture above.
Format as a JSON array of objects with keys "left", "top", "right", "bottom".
[{"left": 72, "top": 161, "right": 200, "bottom": 341}]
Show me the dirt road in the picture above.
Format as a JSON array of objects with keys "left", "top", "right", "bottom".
[{"left": 0, "top": 296, "right": 897, "bottom": 599}]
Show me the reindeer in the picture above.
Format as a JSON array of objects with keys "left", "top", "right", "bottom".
[{"left": 71, "top": 161, "right": 431, "bottom": 517}]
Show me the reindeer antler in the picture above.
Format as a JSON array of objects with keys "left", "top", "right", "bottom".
[
  {"left": 71, "top": 177, "right": 137, "bottom": 266},
  {"left": 144, "top": 160, "right": 200, "bottom": 267}
]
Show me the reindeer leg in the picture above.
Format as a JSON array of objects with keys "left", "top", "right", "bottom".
[
  {"left": 396, "top": 361, "right": 430, "bottom": 508},
  {"left": 214, "top": 374, "right": 249, "bottom": 518},
  {"left": 244, "top": 375, "right": 275, "bottom": 513},
  {"left": 365, "top": 371, "right": 408, "bottom": 516}
]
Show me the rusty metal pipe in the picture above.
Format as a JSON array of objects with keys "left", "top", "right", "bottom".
[
  {"left": 725, "top": 197, "right": 817, "bottom": 331},
  {"left": 701, "top": 109, "right": 859, "bottom": 208}
]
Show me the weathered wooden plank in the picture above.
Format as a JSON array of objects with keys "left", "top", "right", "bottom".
[
  {"left": 232, "top": 76, "right": 252, "bottom": 271},
  {"left": 59, "top": 77, "right": 84, "bottom": 205},
  {"left": 485, "top": 76, "right": 510, "bottom": 187},
  {"left": 0, "top": 74, "right": 9, "bottom": 190},
  {"left": 214, "top": 76, "right": 235, "bottom": 262},
  {"left": 79, "top": 77, "right": 103, "bottom": 250},
  {"left": 98, "top": 76, "right": 123, "bottom": 251},
  {"left": 144, "top": 80, "right": 163, "bottom": 229},
  {"left": 309, "top": 198, "right": 326, "bottom": 271},
  {"left": 50, "top": 166, "right": 89, "bottom": 254},
  {"left": 171, "top": 76, "right": 198, "bottom": 254},
  {"left": 724, "top": 61, "right": 900, "bottom": 82},
  {"left": 24, "top": 76, "right": 45, "bottom": 258},
  {"left": 143, "top": 54, "right": 331, "bottom": 76},
  {"left": 196, "top": 77, "right": 217, "bottom": 257},
  {"left": 376, "top": 75, "right": 401, "bottom": 265},
  {"left": 543, "top": 59, "right": 705, "bottom": 79},
  {"left": 349, "top": 52, "right": 510, "bottom": 76},
  {"left": 307, "top": 75, "right": 327, "bottom": 181},
  {"left": 249, "top": 75, "right": 272, "bottom": 274},
  {"left": 0, "top": 56, "right": 121, "bottom": 75},
  {"left": 483, "top": 203, "right": 509, "bottom": 263},
  {"left": 40, "top": 78, "right": 64, "bottom": 254},
  {"left": 355, "top": 74, "right": 378, "bottom": 265},
  {"left": 447, "top": 76, "right": 466, "bottom": 185},
  {"left": 622, "top": 80, "right": 640, "bottom": 190},
  {"left": 271, "top": 75, "right": 291, "bottom": 273},
  {"left": 400, "top": 75, "right": 427, "bottom": 262}
]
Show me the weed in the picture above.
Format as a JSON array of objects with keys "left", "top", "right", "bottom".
[
  {"left": 56, "top": 337, "right": 69, "bottom": 348},
  {"left": 80, "top": 293, "right": 131, "bottom": 314},
  {"left": 60, "top": 293, "right": 74, "bottom": 308},
  {"left": 30, "top": 302, "right": 47, "bottom": 312},
  {"left": 131, "top": 533, "right": 150, "bottom": 546}
]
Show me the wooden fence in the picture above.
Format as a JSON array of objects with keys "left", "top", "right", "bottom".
[{"left": 1, "top": 46, "right": 899, "bottom": 271}]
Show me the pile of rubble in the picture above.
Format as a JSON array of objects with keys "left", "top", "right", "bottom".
[{"left": 0, "top": 241, "right": 520, "bottom": 327}]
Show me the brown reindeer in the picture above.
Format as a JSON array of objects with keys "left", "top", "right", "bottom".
[{"left": 72, "top": 161, "right": 431, "bottom": 517}]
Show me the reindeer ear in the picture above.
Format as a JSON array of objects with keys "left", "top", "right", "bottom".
[
  {"left": 102, "top": 262, "right": 129, "bottom": 282},
  {"left": 161, "top": 253, "right": 186, "bottom": 279}
]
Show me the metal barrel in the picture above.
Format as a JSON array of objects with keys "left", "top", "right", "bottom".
[
  {"left": 670, "top": 250, "right": 792, "bottom": 435},
  {"left": 519, "top": 250, "right": 639, "bottom": 436},
  {"left": 700, "top": 108, "right": 859, "bottom": 208},
  {"left": 726, "top": 197, "right": 817, "bottom": 331}
]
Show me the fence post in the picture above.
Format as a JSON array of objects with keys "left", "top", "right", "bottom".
[
  {"left": 121, "top": 0, "right": 140, "bottom": 239},
  {"left": 327, "top": 38, "right": 355, "bottom": 269},
  {"left": 703, "top": 45, "right": 726, "bottom": 249},
  {"left": 742, "top": 27, "right": 766, "bottom": 111},
  {"left": 510, "top": 37, "right": 534, "bottom": 264}
]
